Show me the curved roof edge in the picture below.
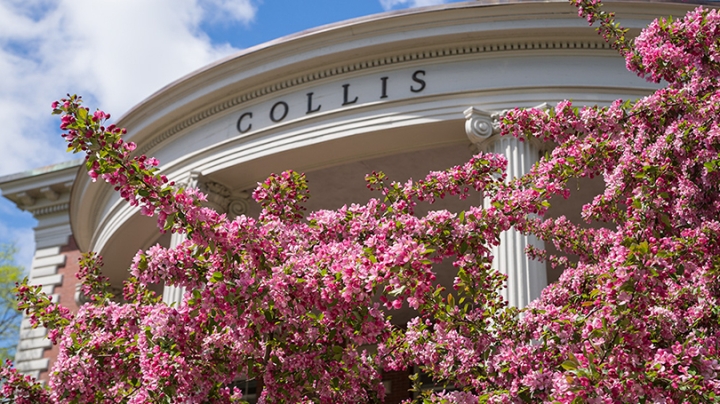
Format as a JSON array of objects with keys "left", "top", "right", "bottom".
[{"left": 116, "top": 0, "right": 718, "bottom": 124}]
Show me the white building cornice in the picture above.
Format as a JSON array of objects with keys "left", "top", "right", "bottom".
[{"left": 0, "top": 159, "right": 81, "bottom": 219}]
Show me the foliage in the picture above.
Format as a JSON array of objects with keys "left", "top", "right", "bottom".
[
  {"left": 3, "top": 0, "right": 720, "bottom": 402},
  {"left": 0, "top": 245, "right": 23, "bottom": 363}
]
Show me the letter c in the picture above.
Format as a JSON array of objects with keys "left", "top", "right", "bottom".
[{"left": 237, "top": 112, "right": 252, "bottom": 133}]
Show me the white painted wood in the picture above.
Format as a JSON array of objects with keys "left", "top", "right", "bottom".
[
  {"left": 31, "top": 254, "right": 66, "bottom": 270},
  {"left": 17, "top": 337, "right": 52, "bottom": 350},
  {"left": 24, "top": 370, "right": 40, "bottom": 380},
  {"left": 162, "top": 175, "right": 198, "bottom": 306},
  {"left": 15, "top": 348, "right": 45, "bottom": 362},
  {"left": 465, "top": 108, "right": 547, "bottom": 308},
  {"left": 487, "top": 136, "right": 547, "bottom": 307},
  {"left": 14, "top": 358, "right": 49, "bottom": 373},
  {"left": 29, "top": 274, "right": 63, "bottom": 287},
  {"left": 33, "top": 247, "right": 60, "bottom": 259},
  {"left": 39, "top": 285, "right": 55, "bottom": 295},
  {"left": 19, "top": 328, "right": 47, "bottom": 340},
  {"left": 162, "top": 284, "right": 185, "bottom": 306}
]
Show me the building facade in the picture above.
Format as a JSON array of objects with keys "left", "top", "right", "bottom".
[{"left": 0, "top": 0, "right": 706, "bottom": 401}]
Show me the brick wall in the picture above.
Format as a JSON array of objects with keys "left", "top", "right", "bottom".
[{"left": 383, "top": 368, "right": 412, "bottom": 404}]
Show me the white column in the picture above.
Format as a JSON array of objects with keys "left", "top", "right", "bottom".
[
  {"left": 464, "top": 107, "right": 547, "bottom": 308},
  {"left": 162, "top": 172, "right": 201, "bottom": 306},
  {"left": 162, "top": 233, "right": 187, "bottom": 306},
  {"left": 161, "top": 173, "right": 250, "bottom": 306}
]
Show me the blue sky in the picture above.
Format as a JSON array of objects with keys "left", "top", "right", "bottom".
[{"left": 0, "top": 0, "right": 466, "bottom": 273}]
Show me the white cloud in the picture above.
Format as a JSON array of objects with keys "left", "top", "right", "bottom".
[
  {"left": 379, "top": 0, "right": 449, "bottom": 11},
  {"left": 201, "top": 0, "right": 258, "bottom": 23},
  {"left": 0, "top": 0, "right": 257, "bottom": 177},
  {"left": 0, "top": 218, "right": 35, "bottom": 277}
]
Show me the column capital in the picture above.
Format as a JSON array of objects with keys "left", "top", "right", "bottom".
[
  {"left": 199, "top": 180, "right": 232, "bottom": 213},
  {"left": 463, "top": 107, "right": 500, "bottom": 147},
  {"left": 463, "top": 103, "right": 551, "bottom": 152},
  {"left": 194, "top": 174, "right": 251, "bottom": 219}
]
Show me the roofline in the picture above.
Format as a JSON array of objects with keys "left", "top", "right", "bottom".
[
  {"left": 0, "top": 158, "right": 83, "bottom": 186},
  {"left": 116, "top": 0, "right": 719, "bottom": 124}
]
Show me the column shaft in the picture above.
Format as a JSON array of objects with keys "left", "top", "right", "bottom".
[{"left": 483, "top": 136, "right": 547, "bottom": 308}]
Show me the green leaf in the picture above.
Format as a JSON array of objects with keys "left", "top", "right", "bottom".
[
  {"left": 459, "top": 242, "right": 469, "bottom": 255},
  {"left": 210, "top": 271, "right": 223, "bottom": 283},
  {"left": 164, "top": 212, "right": 176, "bottom": 231},
  {"left": 77, "top": 107, "right": 88, "bottom": 122},
  {"left": 389, "top": 285, "right": 406, "bottom": 296},
  {"left": 704, "top": 161, "right": 717, "bottom": 173}
]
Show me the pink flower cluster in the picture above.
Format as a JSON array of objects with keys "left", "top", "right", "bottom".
[{"left": 3, "top": 1, "right": 720, "bottom": 403}]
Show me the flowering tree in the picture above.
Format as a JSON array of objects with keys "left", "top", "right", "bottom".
[
  {"left": 3, "top": 1, "right": 720, "bottom": 402},
  {"left": 0, "top": 245, "right": 24, "bottom": 364}
]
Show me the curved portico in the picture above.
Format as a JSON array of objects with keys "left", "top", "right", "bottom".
[{"left": 69, "top": 1, "right": 677, "bottom": 294}]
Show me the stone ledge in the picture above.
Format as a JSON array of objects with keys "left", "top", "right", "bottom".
[
  {"left": 15, "top": 358, "right": 49, "bottom": 373},
  {"left": 20, "top": 327, "right": 47, "bottom": 339},
  {"left": 34, "top": 247, "right": 60, "bottom": 259},
  {"left": 23, "top": 370, "right": 40, "bottom": 380},
  {"left": 17, "top": 337, "right": 52, "bottom": 350},
  {"left": 29, "top": 274, "right": 63, "bottom": 287},
  {"left": 40, "top": 285, "right": 55, "bottom": 295},
  {"left": 31, "top": 254, "right": 66, "bottom": 270},
  {"left": 21, "top": 318, "right": 34, "bottom": 330},
  {"left": 15, "top": 348, "right": 45, "bottom": 362},
  {"left": 31, "top": 266, "right": 59, "bottom": 278}
]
